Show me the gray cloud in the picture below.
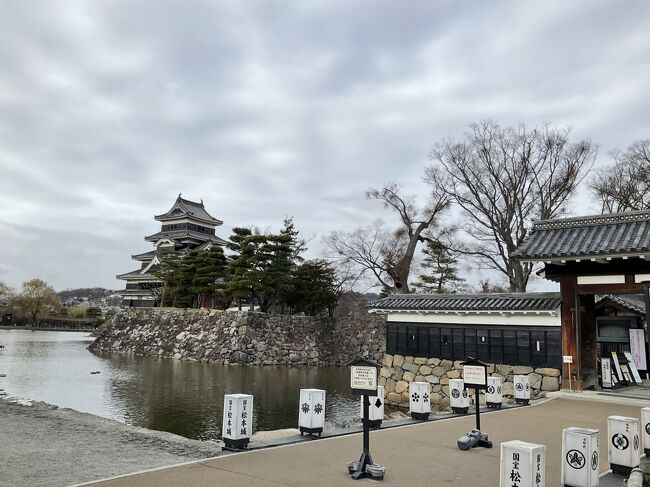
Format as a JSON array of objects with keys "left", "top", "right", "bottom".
[{"left": 1, "top": 0, "right": 649, "bottom": 290}]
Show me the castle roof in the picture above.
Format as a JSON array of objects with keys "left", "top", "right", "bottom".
[{"left": 154, "top": 195, "right": 223, "bottom": 226}]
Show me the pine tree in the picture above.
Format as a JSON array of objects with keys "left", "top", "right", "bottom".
[
  {"left": 226, "top": 227, "right": 271, "bottom": 310},
  {"left": 192, "top": 246, "right": 228, "bottom": 308},
  {"left": 151, "top": 247, "right": 182, "bottom": 307},
  {"left": 415, "top": 240, "right": 464, "bottom": 293},
  {"left": 288, "top": 259, "right": 339, "bottom": 316}
]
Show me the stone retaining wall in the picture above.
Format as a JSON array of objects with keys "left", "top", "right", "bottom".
[
  {"left": 379, "top": 353, "right": 561, "bottom": 407},
  {"left": 89, "top": 307, "right": 386, "bottom": 366}
]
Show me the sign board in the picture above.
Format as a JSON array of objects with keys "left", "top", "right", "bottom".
[
  {"left": 500, "top": 440, "right": 546, "bottom": 487},
  {"left": 350, "top": 366, "right": 377, "bottom": 395},
  {"left": 629, "top": 329, "right": 647, "bottom": 372},
  {"left": 563, "top": 355, "right": 573, "bottom": 364},
  {"left": 601, "top": 358, "right": 613, "bottom": 388},
  {"left": 611, "top": 352, "right": 625, "bottom": 383},
  {"left": 561, "top": 427, "right": 599, "bottom": 487},
  {"left": 463, "top": 365, "right": 487, "bottom": 389},
  {"left": 607, "top": 416, "right": 640, "bottom": 471},
  {"left": 623, "top": 352, "right": 643, "bottom": 384}
]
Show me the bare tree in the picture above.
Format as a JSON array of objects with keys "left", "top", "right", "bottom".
[
  {"left": 426, "top": 120, "right": 597, "bottom": 292},
  {"left": 591, "top": 140, "right": 650, "bottom": 212},
  {"left": 325, "top": 183, "right": 449, "bottom": 293}
]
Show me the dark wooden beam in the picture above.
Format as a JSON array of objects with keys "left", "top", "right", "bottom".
[
  {"left": 560, "top": 276, "right": 579, "bottom": 389},
  {"left": 543, "top": 258, "right": 650, "bottom": 281},
  {"left": 577, "top": 283, "right": 645, "bottom": 295}
]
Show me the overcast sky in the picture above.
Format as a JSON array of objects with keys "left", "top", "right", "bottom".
[{"left": 1, "top": 1, "right": 649, "bottom": 292}]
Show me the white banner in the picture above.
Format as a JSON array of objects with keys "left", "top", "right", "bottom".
[
  {"left": 601, "top": 358, "right": 613, "bottom": 388},
  {"left": 629, "top": 329, "right": 647, "bottom": 371}
]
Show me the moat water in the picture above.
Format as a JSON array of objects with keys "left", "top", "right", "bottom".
[{"left": 0, "top": 329, "right": 362, "bottom": 441}]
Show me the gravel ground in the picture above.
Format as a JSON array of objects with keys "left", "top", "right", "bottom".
[{"left": 0, "top": 398, "right": 224, "bottom": 487}]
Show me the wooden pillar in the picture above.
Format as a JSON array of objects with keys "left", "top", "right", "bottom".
[
  {"left": 578, "top": 294, "right": 597, "bottom": 390},
  {"left": 560, "top": 276, "right": 580, "bottom": 390}
]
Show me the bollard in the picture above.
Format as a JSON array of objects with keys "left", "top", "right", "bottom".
[
  {"left": 500, "top": 440, "right": 546, "bottom": 487},
  {"left": 486, "top": 376, "right": 503, "bottom": 408},
  {"left": 299, "top": 388, "right": 326, "bottom": 437},
  {"left": 222, "top": 394, "right": 253, "bottom": 450},
  {"left": 641, "top": 407, "right": 650, "bottom": 456},
  {"left": 361, "top": 385, "right": 384, "bottom": 428},
  {"left": 561, "top": 427, "right": 599, "bottom": 487},
  {"left": 514, "top": 375, "right": 530, "bottom": 405},
  {"left": 409, "top": 382, "right": 430, "bottom": 420},
  {"left": 449, "top": 379, "right": 469, "bottom": 414},
  {"left": 607, "top": 415, "right": 640, "bottom": 476}
]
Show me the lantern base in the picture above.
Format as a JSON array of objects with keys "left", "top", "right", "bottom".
[
  {"left": 410, "top": 412, "right": 430, "bottom": 420},
  {"left": 299, "top": 426, "right": 323, "bottom": 437},
  {"left": 452, "top": 407, "right": 469, "bottom": 414},
  {"left": 486, "top": 401, "right": 502, "bottom": 409},
  {"left": 514, "top": 398, "right": 530, "bottom": 405},
  {"left": 222, "top": 438, "right": 250, "bottom": 451},
  {"left": 610, "top": 463, "right": 635, "bottom": 476}
]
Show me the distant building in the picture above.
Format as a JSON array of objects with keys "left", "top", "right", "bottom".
[{"left": 117, "top": 195, "right": 227, "bottom": 307}]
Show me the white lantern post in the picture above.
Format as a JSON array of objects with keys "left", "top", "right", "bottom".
[
  {"left": 500, "top": 440, "right": 546, "bottom": 487},
  {"left": 607, "top": 415, "right": 641, "bottom": 476},
  {"left": 641, "top": 407, "right": 650, "bottom": 456},
  {"left": 486, "top": 376, "right": 503, "bottom": 408},
  {"left": 514, "top": 375, "right": 530, "bottom": 405},
  {"left": 409, "top": 382, "right": 431, "bottom": 420},
  {"left": 561, "top": 427, "right": 599, "bottom": 487},
  {"left": 361, "top": 385, "right": 385, "bottom": 428},
  {"left": 299, "top": 388, "right": 326, "bottom": 437},
  {"left": 222, "top": 394, "right": 253, "bottom": 450},
  {"left": 449, "top": 378, "right": 469, "bottom": 414}
]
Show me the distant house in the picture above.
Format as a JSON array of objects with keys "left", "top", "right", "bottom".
[
  {"left": 117, "top": 195, "right": 227, "bottom": 307},
  {"left": 368, "top": 292, "right": 562, "bottom": 368}
]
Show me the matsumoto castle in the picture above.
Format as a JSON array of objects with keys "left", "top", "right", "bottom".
[{"left": 117, "top": 195, "right": 227, "bottom": 307}]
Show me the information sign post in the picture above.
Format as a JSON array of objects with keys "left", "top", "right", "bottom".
[
  {"left": 346, "top": 357, "right": 385, "bottom": 481},
  {"left": 457, "top": 357, "right": 492, "bottom": 450}
]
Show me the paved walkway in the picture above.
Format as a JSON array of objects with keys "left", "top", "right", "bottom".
[{"left": 81, "top": 397, "right": 645, "bottom": 487}]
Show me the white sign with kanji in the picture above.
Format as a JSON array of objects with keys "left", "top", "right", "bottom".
[
  {"left": 463, "top": 365, "right": 487, "bottom": 388},
  {"left": 222, "top": 394, "right": 253, "bottom": 441},
  {"left": 500, "top": 440, "right": 546, "bottom": 487},
  {"left": 350, "top": 366, "right": 377, "bottom": 392},
  {"left": 629, "top": 329, "right": 647, "bottom": 371}
]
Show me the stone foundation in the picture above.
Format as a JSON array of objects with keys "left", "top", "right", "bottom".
[
  {"left": 89, "top": 307, "right": 386, "bottom": 366},
  {"left": 379, "top": 354, "right": 561, "bottom": 407}
]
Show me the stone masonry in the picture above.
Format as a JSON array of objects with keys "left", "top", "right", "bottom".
[
  {"left": 89, "top": 307, "right": 386, "bottom": 365},
  {"left": 380, "top": 353, "right": 561, "bottom": 408}
]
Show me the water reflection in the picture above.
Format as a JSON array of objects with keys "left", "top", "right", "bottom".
[{"left": 0, "top": 330, "right": 359, "bottom": 441}]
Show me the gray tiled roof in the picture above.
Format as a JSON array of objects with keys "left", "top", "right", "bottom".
[
  {"left": 144, "top": 230, "right": 227, "bottom": 245},
  {"left": 368, "top": 292, "right": 561, "bottom": 312},
  {"left": 513, "top": 210, "right": 650, "bottom": 261},
  {"left": 131, "top": 250, "right": 156, "bottom": 261},
  {"left": 155, "top": 195, "right": 223, "bottom": 225},
  {"left": 596, "top": 294, "right": 646, "bottom": 315},
  {"left": 116, "top": 269, "right": 159, "bottom": 280}
]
